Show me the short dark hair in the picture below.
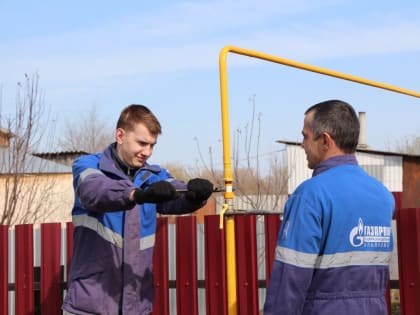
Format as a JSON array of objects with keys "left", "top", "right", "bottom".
[
  {"left": 305, "top": 99, "right": 359, "bottom": 153},
  {"left": 116, "top": 104, "right": 162, "bottom": 136}
]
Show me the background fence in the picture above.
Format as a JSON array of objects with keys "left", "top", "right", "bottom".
[{"left": 1, "top": 193, "right": 420, "bottom": 314}]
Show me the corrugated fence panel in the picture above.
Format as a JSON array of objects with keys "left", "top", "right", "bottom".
[
  {"left": 3, "top": 209, "right": 409, "bottom": 314},
  {"left": 40, "top": 223, "right": 62, "bottom": 315},
  {"left": 0, "top": 225, "right": 8, "bottom": 315},
  {"left": 204, "top": 215, "right": 227, "bottom": 315},
  {"left": 153, "top": 217, "right": 170, "bottom": 315},
  {"left": 395, "top": 205, "right": 420, "bottom": 315},
  {"left": 264, "top": 215, "right": 281, "bottom": 287},
  {"left": 235, "top": 215, "right": 259, "bottom": 315},
  {"left": 176, "top": 216, "right": 198, "bottom": 315},
  {"left": 15, "top": 224, "right": 34, "bottom": 315}
]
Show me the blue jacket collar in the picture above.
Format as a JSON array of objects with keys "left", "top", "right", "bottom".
[
  {"left": 99, "top": 143, "right": 161, "bottom": 179},
  {"left": 312, "top": 154, "right": 358, "bottom": 177}
]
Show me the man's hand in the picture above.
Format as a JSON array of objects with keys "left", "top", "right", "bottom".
[
  {"left": 132, "top": 181, "right": 176, "bottom": 204},
  {"left": 185, "top": 178, "right": 214, "bottom": 204}
]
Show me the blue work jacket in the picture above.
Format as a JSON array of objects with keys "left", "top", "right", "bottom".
[
  {"left": 63, "top": 144, "right": 203, "bottom": 315},
  {"left": 264, "top": 155, "right": 395, "bottom": 315}
]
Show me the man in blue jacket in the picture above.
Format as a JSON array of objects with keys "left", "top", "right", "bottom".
[
  {"left": 62, "top": 104, "right": 213, "bottom": 315},
  {"left": 264, "top": 100, "right": 395, "bottom": 315}
]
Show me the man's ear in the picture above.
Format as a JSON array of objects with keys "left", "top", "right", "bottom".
[
  {"left": 321, "top": 132, "right": 334, "bottom": 149},
  {"left": 116, "top": 128, "right": 124, "bottom": 144}
]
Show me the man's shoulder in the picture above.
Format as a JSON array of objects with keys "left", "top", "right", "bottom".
[{"left": 73, "top": 152, "right": 103, "bottom": 168}]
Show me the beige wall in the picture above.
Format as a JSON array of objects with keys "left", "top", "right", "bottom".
[{"left": 0, "top": 173, "right": 74, "bottom": 225}]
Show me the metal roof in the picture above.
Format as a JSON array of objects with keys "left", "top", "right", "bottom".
[
  {"left": 276, "top": 139, "right": 420, "bottom": 158},
  {"left": 0, "top": 148, "right": 72, "bottom": 174},
  {"left": 32, "top": 150, "right": 89, "bottom": 157}
]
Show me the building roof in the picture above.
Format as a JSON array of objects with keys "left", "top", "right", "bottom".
[
  {"left": 0, "top": 148, "right": 73, "bottom": 174},
  {"left": 33, "top": 150, "right": 88, "bottom": 158},
  {"left": 276, "top": 139, "right": 420, "bottom": 158},
  {"left": 32, "top": 151, "right": 88, "bottom": 166},
  {"left": 0, "top": 127, "right": 86, "bottom": 173}
]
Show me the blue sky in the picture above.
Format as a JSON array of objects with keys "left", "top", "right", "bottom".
[{"left": 1, "top": 0, "right": 420, "bottom": 169}]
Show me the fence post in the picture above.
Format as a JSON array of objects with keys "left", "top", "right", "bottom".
[
  {"left": 40, "top": 223, "right": 62, "bottom": 314},
  {"left": 0, "top": 225, "right": 8, "bottom": 315},
  {"left": 234, "top": 215, "right": 259, "bottom": 315},
  {"left": 204, "top": 215, "right": 228, "bottom": 315},
  {"left": 264, "top": 214, "right": 281, "bottom": 287},
  {"left": 153, "top": 217, "right": 169, "bottom": 315},
  {"left": 176, "top": 215, "right": 198, "bottom": 315},
  {"left": 15, "top": 224, "right": 34, "bottom": 315}
]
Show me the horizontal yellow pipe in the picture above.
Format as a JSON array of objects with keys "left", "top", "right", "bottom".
[{"left": 221, "top": 45, "right": 420, "bottom": 98}]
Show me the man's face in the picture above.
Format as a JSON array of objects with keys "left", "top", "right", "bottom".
[
  {"left": 115, "top": 123, "right": 157, "bottom": 168},
  {"left": 301, "top": 111, "right": 324, "bottom": 169}
]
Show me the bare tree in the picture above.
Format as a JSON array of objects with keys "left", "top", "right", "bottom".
[
  {"left": 0, "top": 73, "right": 60, "bottom": 225},
  {"left": 391, "top": 135, "right": 420, "bottom": 155},
  {"left": 161, "top": 161, "right": 194, "bottom": 182},
  {"left": 192, "top": 95, "right": 288, "bottom": 212},
  {"left": 58, "top": 105, "right": 114, "bottom": 153}
]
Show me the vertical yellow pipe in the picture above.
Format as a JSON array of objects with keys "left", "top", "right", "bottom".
[
  {"left": 219, "top": 46, "right": 235, "bottom": 194},
  {"left": 224, "top": 215, "right": 237, "bottom": 314},
  {"left": 219, "top": 46, "right": 237, "bottom": 315}
]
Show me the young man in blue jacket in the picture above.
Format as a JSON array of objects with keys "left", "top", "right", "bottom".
[
  {"left": 62, "top": 104, "right": 213, "bottom": 315},
  {"left": 264, "top": 100, "right": 395, "bottom": 315}
]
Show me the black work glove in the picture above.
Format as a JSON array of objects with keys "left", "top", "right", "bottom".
[
  {"left": 185, "top": 178, "right": 214, "bottom": 204},
  {"left": 133, "top": 181, "right": 176, "bottom": 204}
]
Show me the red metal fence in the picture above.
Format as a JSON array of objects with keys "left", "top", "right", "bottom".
[
  {"left": 1, "top": 202, "right": 420, "bottom": 314},
  {"left": 393, "top": 193, "right": 420, "bottom": 315}
]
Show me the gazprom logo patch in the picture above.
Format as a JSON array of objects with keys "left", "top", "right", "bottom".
[{"left": 349, "top": 218, "right": 391, "bottom": 248}]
